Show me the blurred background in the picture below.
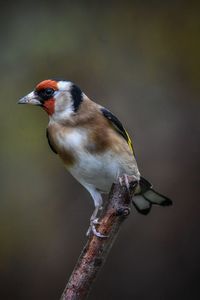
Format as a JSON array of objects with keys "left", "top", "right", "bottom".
[{"left": 0, "top": 1, "right": 200, "bottom": 299}]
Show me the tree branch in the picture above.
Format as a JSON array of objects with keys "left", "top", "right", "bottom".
[{"left": 60, "top": 175, "right": 137, "bottom": 300}]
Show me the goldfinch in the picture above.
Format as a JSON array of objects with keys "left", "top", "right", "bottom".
[{"left": 18, "top": 79, "right": 172, "bottom": 237}]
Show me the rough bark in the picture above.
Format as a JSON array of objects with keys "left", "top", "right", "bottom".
[{"left": 60, "top": 175, "right": 137, "bottom": 300}]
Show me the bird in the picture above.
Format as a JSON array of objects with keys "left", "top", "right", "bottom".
[{"left": 18, "top": 78, "right": 172, "bottom": 237}]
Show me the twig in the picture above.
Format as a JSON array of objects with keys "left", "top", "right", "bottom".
[{"left": 60, "top": 175, "right": 137, "bottom": 300}]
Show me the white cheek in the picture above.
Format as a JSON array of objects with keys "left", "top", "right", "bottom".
[{"left": 52, "top": 91, "right": 74, "bottom": 121}]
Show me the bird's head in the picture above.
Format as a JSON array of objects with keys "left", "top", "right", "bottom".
[{"left": 18, "top": 79, "right": 83, "bottom": 121}]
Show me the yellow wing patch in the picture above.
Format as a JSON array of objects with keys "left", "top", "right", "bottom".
[{"left": 125, "top": 130, "right": 134, "bottom": 154}]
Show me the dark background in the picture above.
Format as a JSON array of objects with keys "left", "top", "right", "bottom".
[{"left": 0, "top": 1, "right": 200, "bottom": 299}]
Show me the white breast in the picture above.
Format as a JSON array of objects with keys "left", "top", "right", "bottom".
[
  {"left": 50, "top": 125, "right": 140, "bottom": 193},
  {"left": 69, "top": 150, "right": 122, "bottom": 193},
  {"left": 55, "top": 128, "right": 88, "bottom": 151}
]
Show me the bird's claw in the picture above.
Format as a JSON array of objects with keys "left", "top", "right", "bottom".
[
  {"left": 86, "top": 219, "right": 108, "bottom": 238},
  {"left": 124, "top": 174, "right": 130, "bottom": 190},
  {"left": 119, "top": 174, "right": 130, "bottom": 190},
  {"left": 91, "top": 223, "right": 108, "bottom": 238},
  {"left": 92, "top": 218, "right": 100, "bottom": 225}
]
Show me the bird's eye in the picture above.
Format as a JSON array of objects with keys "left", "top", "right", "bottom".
[
  {"left": 36, "top": 88, "right": 55, "bottom": 100},
  {"left": 43, "top": 88, "right": 54, "bottom": 97}
]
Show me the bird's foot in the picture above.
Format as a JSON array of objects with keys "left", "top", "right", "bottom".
[
  {"left": 92, "top": 218, "right": 100, "bottom": 225},
  {"left": 86, "top": 218, "right": 108, "bottom": 238},
  {"left": 119, "top": 174, "right": 130, "bottom": 190}
]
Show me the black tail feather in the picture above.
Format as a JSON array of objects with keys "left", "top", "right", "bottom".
[{"left": 132, "top": 177, "right": 172, "bottom": 214}]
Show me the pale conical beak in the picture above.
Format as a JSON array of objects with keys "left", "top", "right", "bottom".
[{"left": 18, "top": 91, "right": 41, "bottom": 105}]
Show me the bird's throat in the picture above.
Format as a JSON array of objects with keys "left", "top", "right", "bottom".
[{"left": 43, "top": 99, "right": 55, "bottom": 115}]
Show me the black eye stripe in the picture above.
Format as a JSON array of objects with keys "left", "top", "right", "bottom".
[{"left": 36, "top": 88, "right": 55, "bottom": 101}]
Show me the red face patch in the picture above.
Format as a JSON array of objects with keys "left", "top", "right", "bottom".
[
  {"left": 43, "top": 99, "right": 55, "bottom": 115},
  {"left": 35, "top": 79, "right": 58, "bottom": 116}
]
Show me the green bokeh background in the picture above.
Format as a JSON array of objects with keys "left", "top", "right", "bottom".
[{"left": 1, "top": 1, "right": 200, "bottom": 299}]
